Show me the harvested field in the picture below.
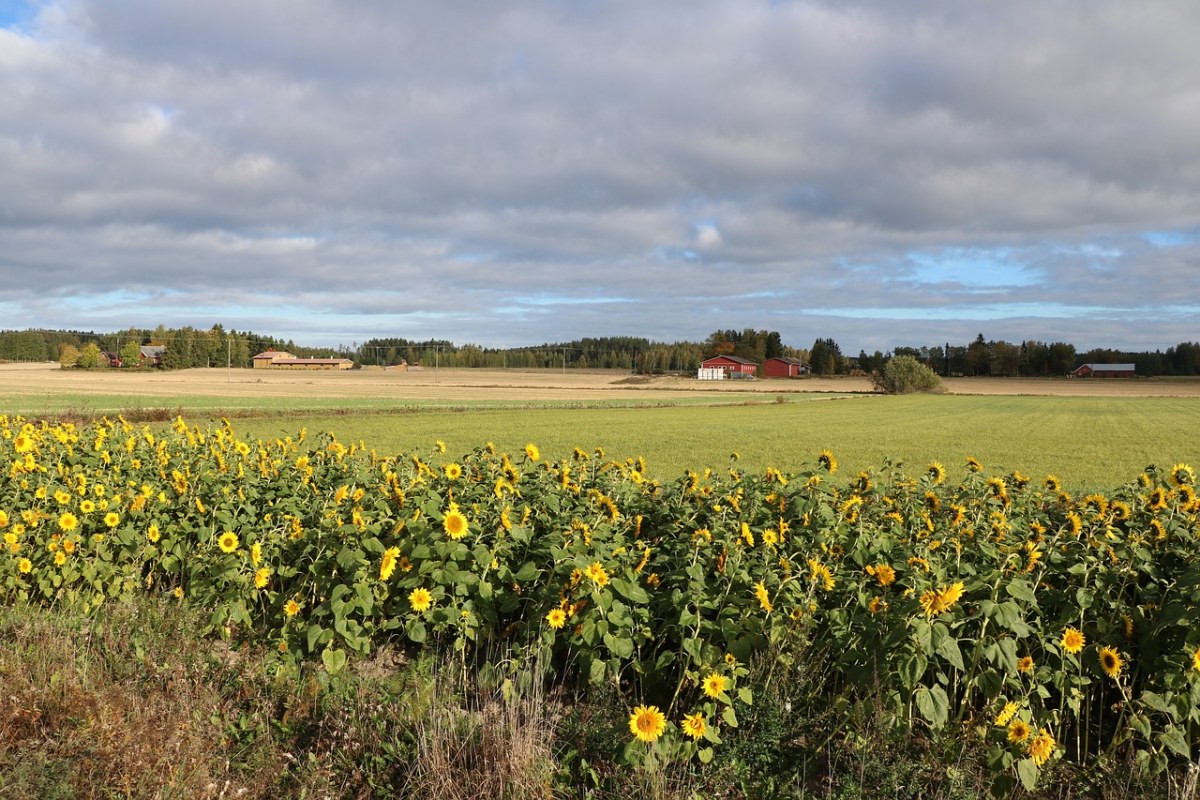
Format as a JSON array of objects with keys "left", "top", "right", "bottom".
[{"left": 3, "top": 361, "right": 1198, "bottom": 405}]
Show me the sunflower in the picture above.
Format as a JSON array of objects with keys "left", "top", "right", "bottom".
[
  {"left": 1148, "top": 486, "right": 1169, "bottom": 511},
  {"left": 701, "top": 672, "right": 727, "bottom": 699},
  {"left": 253, "top": 567, "right": 271, "bottom": 589},
  {"left": 1192, "top": 646, "right": 1200, "bottom": 674},
  {"left": 443, "top": 463, "right": 462, "bottom": 480},
  {"left": 147, "top": 523, "right": 160, "bottom": 543},
  {"left": 817, "top": 449, "right": 837, "bottom": 473},
  {"left": 966, "top": 456, "right": 983, "bottom": 473},
  {"left": 681, "top": 712, "right": 707, "bottom": 740},
  {"left": 545, "top": 608, "right": 567, "bottom": 629},
  {"left": 380, "top": 546, "right": 400, "bottom": 581},
  {"left": 54, "top": 550, "right": 67, "bottom": 566},
  {"left": 524, "top": 443, "right": 540, "bottom": 462},
  {"left": 1007, "top": 719, "right": 1032, "bottom": 744},
  {"left": 585, "top": 561, "right": 610, "bottom": 587},
  {"left": 873, "top": 563, "right": 896, "bottom": 587},
  {"left": 408, "top": 587, "right": 433, "bottom": 612},
  {"left": 927, "top": 461, "right": 946, "bottom": 485},
  {"left": 58, "top": 512, "right": 78, "bottom": 532},
  {"left": 283, "top": 599, "right": 301, "bottom": 617},
  {"left": 104, "top": 512, "right": 120, "bottom": 528},
  {"left": 1061, "top": 626, "right": 1086, "bottom": 654},
  {"left": 995, "top": 700, "right": 1019, "bottom": 727},
  {"left": 628, "top": 705, "right": 666, "bottom": 743},
  {"left": 1027, "top": 729, "right": 1056, "bottom": 766},
  {"left": 443, "top": 506, "right": 469, "bottom": 540},
  {"left": 251, "top": 542, "right": 262, "bottom": 567},
  {"left": 754, "top": 581, "right": 773, "bottom": 613},
  {"left": 80, "top": 499, "right": 95, "bottom": 514},
  {"left": 922, "top": 582, "right": 965, "bottom": 617},
  {"left": 1017, "top": 656, "right": 1034, "bottom": 673},
  {"left": 17, "top": 557, "right": 32, "bottom": 574},
  {"left": 1098, "top": 646, "right": 1123, "bottom": 679},
  {"left": 218, "top": 531, "right": 239, "bottom": 553},
  {"left": 868, "top": 596, "right": 887, "bottom": 614},
  {"left": 1169, "top": 463, "right": 1195, "bottom": 488}
]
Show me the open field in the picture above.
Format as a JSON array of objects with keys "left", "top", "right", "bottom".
[{"left": 3, "top": 362, "right": 1199, "bottom": 489}]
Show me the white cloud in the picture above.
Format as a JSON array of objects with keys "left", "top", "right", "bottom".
[{"left": 1, "top": 1, "right": 1199, "bottom": 351}]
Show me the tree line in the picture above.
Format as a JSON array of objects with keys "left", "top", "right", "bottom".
[{"left": 2, "top": 326, "right": 1198, "bottom": 377}]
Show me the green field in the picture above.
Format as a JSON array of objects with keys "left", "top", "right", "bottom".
[{"left": 224, "top": 394, "right": 1198, "bottom": 491}]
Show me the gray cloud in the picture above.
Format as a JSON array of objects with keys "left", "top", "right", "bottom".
[{"left": 2, "top": 0, "right": 1199, "bottom": 353}]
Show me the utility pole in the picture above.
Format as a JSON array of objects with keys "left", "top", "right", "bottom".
[{"left": 227, "top": 336, "right": 232, "bottom": 382}]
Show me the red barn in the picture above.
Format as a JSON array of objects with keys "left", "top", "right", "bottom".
[
  {"left": 699, "top": 355, "right": 759, "bottom": 378},
  {"left": 763, "top": 356, "right": 809, "bottom": 378},
  {"left": 1072, "top": 363, "right": 1135, "bottom": 378}
]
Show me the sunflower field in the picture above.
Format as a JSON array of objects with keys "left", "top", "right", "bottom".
[{"left": 2, "top": 413, "right": 1200, "bottom": 795}]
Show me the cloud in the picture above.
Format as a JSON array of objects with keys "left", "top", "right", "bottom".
[{"left": 1, "top": 1, "right": 1199, "bottom": 352}]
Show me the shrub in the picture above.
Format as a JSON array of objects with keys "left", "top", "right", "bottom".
[{"left": 872, "top": 355, "right": 943, "bottom": 394}]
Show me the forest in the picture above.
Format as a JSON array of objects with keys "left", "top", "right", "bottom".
[{"left": 2, "top": 326, "right": 1198, "bottom": 378}]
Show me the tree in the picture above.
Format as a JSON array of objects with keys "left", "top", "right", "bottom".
[
  {"left": 77, "top": 342, "right": 102, "bottom": 369},
  {"left": 872, "top": 355, "right": 944, "bottom": 394},
  {"left": 809, "top": 338, "right": 844, "bottom": 375},
  {"left": 119, "top": 340, "right": 143, "bottom": 367},
  {"left": 59, "top": 343, "right": 80, "bottom": 368}
]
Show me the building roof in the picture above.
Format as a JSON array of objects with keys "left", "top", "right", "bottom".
[
  {"left": 252, "top": 350, "right": 292, "bottom": 360},
  {"left": 1078, "top": 363, "right": 1135, "bottom": 371},
  {"left": 271, "top": 358, "right": 353, "bottom": 365},
  {"left": 765, "top": 356, "right": 807, "bottom": 365},
  {"left": 702, "top": 354, "right": 759, "bottom": 365},
  {"left": 140, "top": 345, "right": 166, "bottom": 357}
]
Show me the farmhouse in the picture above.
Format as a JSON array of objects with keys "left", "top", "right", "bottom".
[
  {"left": 698, "top": 355, "right": 759, "bottom": 379},
  {"left": 139, "top": 345, "right": 166, "bottom": 367},
  {"left": 251, "top": 350, "right": 354, "bottom": 370},
  {"left": 763, "top": 356, "right": 809, "bottom": 378},
  {"left": 1072, "top": 363, "right": 1135, "bottom": 378}
]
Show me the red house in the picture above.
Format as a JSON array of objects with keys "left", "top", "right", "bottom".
[
  {"left": 1072, "top": 363, "right": 1135, "bottom": 378},
  {"left": 699, "top": 355, "right": 759, "bottom": 378},
  {"left": 763, "top": 356, "right": 809, "bottom": 378}
]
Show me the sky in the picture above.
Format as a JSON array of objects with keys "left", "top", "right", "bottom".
[{"left": 2, "top": 1, "right": 1199, "bottom": 353}]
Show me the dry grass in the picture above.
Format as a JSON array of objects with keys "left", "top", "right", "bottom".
[{"left": 4, "top": 362, "right": 1198, "bottom": 408}]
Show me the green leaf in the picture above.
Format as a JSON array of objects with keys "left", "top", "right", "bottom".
[
  {"left": 914, "top": 685, "right": 949, "bottom": 730},
  {"left": 697, "top": 747, "right": 714, "bottom": 764},
  {"left": 1005, "top": 579, "right": 1036, "bottom": 604},
  {"left": 589, "top": 658, "right": 607, "bottom": 686},
  {"left": 1016, "top": 758, "right": 1038, "bottom": 791},
  {"left": 321, "top": 647, "right": 347, "bottom": 674},
  {"left": 737, "top": 687, "right": 753, "bottom": 705},
  {"left": 306, "top": 624, "right": 327, "bottom": 653},
  {"left": 611, "top": 577, "right": 650, "bottom": 605},
  {"left": 514, "top": 561, "right": 539, "bottom": 582},
  {"left": 603, "top": 632, "right": 634, "bottom": 660},
  {"left": 1158, "top": 728, "right": 1189, "bottom": 757},
  {"left": 936, "top": 635, "right": 965, "bottom": 672},
  {"left": 406, "top": 619, "right": 426, "bottom": 644},
  {"left": 722, "top": 706, "right": 738, "bottom": 728}
]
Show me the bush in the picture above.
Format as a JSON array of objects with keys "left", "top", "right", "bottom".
[{"left": 872, "top": 355, "right": 944, "bottom": 394}]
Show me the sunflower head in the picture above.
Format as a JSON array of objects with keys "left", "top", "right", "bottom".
[
  {"left": 1170, "top": 463, "right": 1195, "bottom": 488},
  {"left": 218, "top": 531, "right": 239, "bottom": 553},
  {"left": 1098, "top": 645, "right": 1124, "bottom": 679},
  {"left": 817, "top": 450, "right": 837, "bottom": 473},
  {"left": 1061, "top": 626, "right": 1086, "bottom": 654},
  {"left": 701, "top": 672, "right": 727, "bottom": 699},
  {"left": 408, "top": 587, "right": 433, "bottom": 612},
  {"left": 628, "top": 705, "right": 666, "bottom": 743},
  {"left": 681, "top": 712, "right": 707, "bottom": 740},
  {"left": 545, "top": 608, "right": 567, "bottom": 629}
]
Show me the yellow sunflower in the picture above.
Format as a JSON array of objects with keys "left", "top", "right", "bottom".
[
  {"left": 253, "top": 567, "right": 271, "bottom": 589},
  {"left": 873, "top": 563, "right": 896, "bottom": 587},
  {"left": 17, "top": 557, "right": 32, "bottom": 574},
  {"left": 585, "top": 561, "right": 610, "bottom": 587},
  {"left": 545, "top": 608, "right": 567, "bottom": 629},
  {"left": 1192, "top": 646, "right": 1200, "bottom": 674},
  {"left": 1027, "top": 729, "right": 1056, "bottom": 765},
  {"left": 754, "top": 581, "right": 773, "bottom": 614},
  {"left": 1061, "top": 626, "right": 1086, "bottom": 654},
  {"left": 524, "top": 443, "right": 540, "bottom": 462},
  {"left": 283, "top": 599, "right": 301, "bottom": 617},
  {"left": 1007, "top": 719, "right": 1031, "bottom": 744},
  {"left": 1098, "top": 646, "right": 1123, "bottom": 679},
  {"left": 58, "top": 512, "right": 79, "bottom": 532},
  {"left": 701, "top": 672, "right": 727, "bottom": 699},
  {"left": 380, "top": 546, "right": 400, "bottom": 581},
  {"left": 218, "top": 531, "right": 239, "bottom": 553},
  {"left": 628, "top": 704, "right": 666, "bottom": 743},
  {"left": 147, "top": 523, "right": 160, "bottom": 543},
  {"left": 995, "top": 700, "right": 1019, "bottom": 727},
  {"left": 817, "top": 449, "right": 837, "bottom": 473},
  {"left": 927, "top": 461, "right": 946, "bottom": 485},
  {"left": 443, "top": 463, "right": 462, "bottom": 480},
  {"left": 1017, "top": 656, "right": 1034, "bottom": 673},
  {"left": 408, "top": 587, "right": 433, "bottom": 612},
  {"left": 681, "top": 712, "right": 707, "bottom": 740},
  {"left": 1169, "top": 463, "right": 1195, "bottom": 488},
  {"left": 104, "top": 511, "right": 120, "bottom": 528},
  {"left": 443, "top": 506, "right": 469, "bottom": 540}
]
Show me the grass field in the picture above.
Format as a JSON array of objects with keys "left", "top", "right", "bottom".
[{"left": 3, "top": 362, "right": 1198, "bottom": 490}]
